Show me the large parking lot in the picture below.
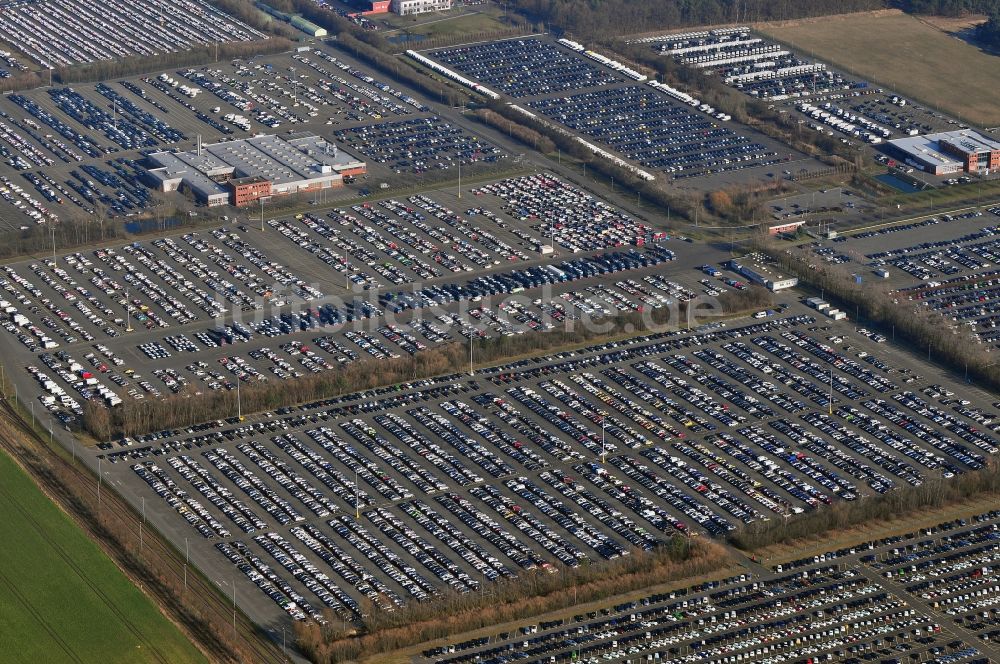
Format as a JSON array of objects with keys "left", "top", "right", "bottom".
[
  {"left": 422, "top": 508, "right": 1000, "bottom": 664},
  {"left": 55, "top": 293, "right": 1000, "bottom": 630},
  {"left": 0, "top": 172, "right": 699, "bottom": 424},
  {"left": 637, "top": 26, "right": 967, "bottom": 156},
  {"left": 0, "top": 43, "right": 504, "bottom": 227},
  {"left": 527, "top": 85, "right": 780, "bottom": 179},
  {"left": 0, "top": 0, "right": 266, "bottom": 68},
  {"left": 807, "top": 207, "right": 1000, "bottom": 349},
  {"left": 419, "top": 36, "right": 806, "bottom": 182}
]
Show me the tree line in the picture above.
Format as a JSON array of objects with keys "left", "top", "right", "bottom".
[
  {"left": 52, "top": 38, "right": 294, "bottom": 85},
  {"left": 334, "top": 33, "right": 470, "bottom": 107},
  {"left": 754, "top": 237, "right": 1000, "bottom": 393},
  {"left": 895, "top": 0, "right": 999, "bottom": 15},
  {"left": 730, "top": 458, "right": 1000, "bottom": 550},
  {"left": 976, "top": 10, "right": 1000, "bottom": 48},
  {"left": 512, "top": 0, "right": 885, "bottom": 39},
  {"left": 295, "top": 536, "right": 729, "bottom": 663},
  {"left": 471, "top": 108, "right": 557, "bottom": 153},
  {"left": 83, "top": 289, "right": 772, "bottom": 440}
]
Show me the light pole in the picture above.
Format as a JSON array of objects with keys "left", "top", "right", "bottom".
[
  {"left": 259, "top": 195, "right": 271, "bottom": 232},
  {"left": 125, "top": 287, "right": 133, "bottom": 332},
  {"left": 601, "top": 418, "right": 606, "bottom": 463},
  {"left": 828, "top": 366, "right": 833, "bottom": 415},
  {"left": 355, "top": 467, "right": 360, "bottom": 519}
]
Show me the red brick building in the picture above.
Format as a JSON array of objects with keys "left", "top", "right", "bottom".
[
  {"left": 230, "top": 176, "right": 272, "bottom": 207},
  {"left": 939, "top": 132, "right": 1000, "bottom": 174}
]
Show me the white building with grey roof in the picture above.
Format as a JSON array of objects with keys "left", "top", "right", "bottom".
[{"left": 145, "top": 133, "right": 366, "bottom": 206}]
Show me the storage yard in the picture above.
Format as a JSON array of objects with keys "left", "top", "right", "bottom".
[
  {"left": 637, "top": 24, "right": 972, "bottom": 156},
  {"left": 813, "top": 208, "right": 1000, "bottom": 351},
  {"left": 1, "top": 5, "right": 1000, "bottom": 663},
  {"left": 6, "top": 177, "right": 1000, "bottom": 631},
  {"left": 0, "top": 0, "right": 267, "bottom": 68},
  {"left": 0, "top": 172, "right": 689, "bottom": 423},
  {"left": 0, "top": 44, "right": 506, "bottom": 228},
  {"left": 757, "top": 10, "right": 1000, "bottom": 128},
  {"left": 64, "top": 300, "right": 1000, "bottom": 632},
  {"left": 421, "top": 508, "right": 1000, "bottom": 664},
  {"left": 416, "top": 36, "right": 810, "bottom": 182}
]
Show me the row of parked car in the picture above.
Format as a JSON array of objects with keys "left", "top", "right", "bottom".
[
  {"left": 430, "top": 38, "right": 621, "bottom": 99},
  {"left": 111, "top": 314, "right": 1000, "bottom": 629},
  {"left": 528, "top": 85, "right": 778, "bottom": 178},
  {"left": 428, "top": 512, "right": 1000, "bottom": 664},
  {"left": 0, "top": 0, "right": 264, "bottom": 68},
  {"left": 334, "top": 117, "right": 504, "bottom": 174}
]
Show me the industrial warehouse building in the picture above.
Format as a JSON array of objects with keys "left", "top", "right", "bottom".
[
  {"left": 146, "top": 133, "right": 366, "bottom": 207},
  {"left": 390, "top": 0, "right": 451, "bottom": 15},
  {"left": 885, "top": 129, "right": 1000, "bottom": 176},
  {"left": 727, "top": 259, "right": 798, "bottom": 291}
]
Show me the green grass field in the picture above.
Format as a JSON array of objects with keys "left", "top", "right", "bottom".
[
  {"left": 382, "top": 5, "right": 516, "bottom": 41},
  {"left": 758, "top": 10, "right": 1000, "bottom": 127},
  {"left": 0, "top": 449, "right": 206, "bottom": 664}
]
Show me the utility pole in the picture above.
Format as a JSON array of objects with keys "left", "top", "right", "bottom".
[
  {"left": 51, "top": 223, "right": 56, "bottom": 265},
  {"left": 469, "top": 333, "right": 474, "bottom": 376},
  {"left": 236, "top": 378, "right": 242, "bottom": 421}
]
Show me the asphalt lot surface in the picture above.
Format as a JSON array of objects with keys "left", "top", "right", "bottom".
[
  {"left": 0, "top": 41, "right": 510, "bottom": 228},
  {"left": 33, "top": 289, "right": 1000, "bottom": 634},
  {"left": 420, "top": 508, "right": 1000, "bottom": 664},
  {"left": 421, "top": 35, "right": 824, "bottom": 186},
  {"left": 803, "top": 207, "right": 1000, "bottom": 349},
  {"left": 0, "top": 170, "right": 706, "bottom": 423},
  {"left": 0, "top": 27, "right": 998, "bottom": 661}
]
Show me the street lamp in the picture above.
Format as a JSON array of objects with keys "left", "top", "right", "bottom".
[
  {"left": 125, "top": 286, "right": 133, "bottom": 333},
  {"left": 601, "top": 418, "right": 606, "bottom": 463},
  {"left": 259, "top": 195, "right": 271, "bottom": 232}
]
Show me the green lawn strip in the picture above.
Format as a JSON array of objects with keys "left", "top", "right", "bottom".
[{"left": 0, "top": 449, "right": 206, "bottom": 664}]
